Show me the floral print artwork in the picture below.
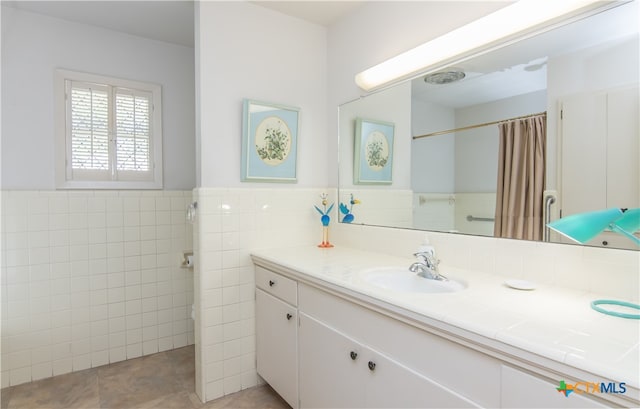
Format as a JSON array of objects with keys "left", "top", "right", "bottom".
[
  {"left": 255, "top": 116, "right": 291, "bottom": 166},
  {"left": 364, "top": 130, "right": 389, "bottom": 171}
]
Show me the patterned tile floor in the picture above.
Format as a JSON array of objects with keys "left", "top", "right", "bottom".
[{"left": 1, "top": 346, "right": 290, "bottom": 409}]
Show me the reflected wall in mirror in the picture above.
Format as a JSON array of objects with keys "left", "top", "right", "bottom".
[{"left": 338, "top": 2, "right": 639, "bottom": 250}]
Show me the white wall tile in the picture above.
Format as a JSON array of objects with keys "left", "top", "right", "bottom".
[
  {"left": 143, "top": 340, "right": 159, "bottom": 355},
  {"left": 173, "top": 333, "right": 188, "bottom": 348},
  {"left": 1, "top": 190, "right": 194, "bottom": 386},
  {"left": 10, "top": 367, "right": 32, "bottom": 386},
  {"left": 109, "top": 332, "right": 126, "bottom": 348},
  {"left": 109, "top": 347, "right": 127, "bottom": 364},
  {"left": 72, "top": 354, "right": 91, "bottom": 371},
  {"left": 126, "top": 343, "right": 142, "bottom": 359},
  {"left": 52, "top": 359, "right": 72, "bottom": 376},
  {"left": 158, "top": 336, "right": 173, "bottom": 352},
  {"left": 206, "top": 380, "right": 224, "bottom": 402}
]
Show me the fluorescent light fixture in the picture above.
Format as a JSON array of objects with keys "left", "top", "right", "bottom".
[{"left": 355, "top": 0, "right": 615, "bottom": 91}]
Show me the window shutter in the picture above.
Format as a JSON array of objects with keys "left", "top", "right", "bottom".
[
  {"left": 57, "top": 69, "right": 162, "bottom": 189},
  {"left": 115, "top": 89, "right": 152, "bottom": 173},
  {"left": 70, "top": 84, "right": 110, "bottom": 171}
]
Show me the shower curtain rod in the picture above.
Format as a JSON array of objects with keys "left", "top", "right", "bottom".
[{"left": 412, "top": 111, "right": 547, "bottom": 140}]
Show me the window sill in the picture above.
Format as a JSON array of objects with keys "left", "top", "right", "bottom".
[{"left": 56, "top": 180, "right": 163, "bottom": 190}]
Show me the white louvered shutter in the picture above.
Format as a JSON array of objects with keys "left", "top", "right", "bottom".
[
  {"left": 115, "top": 88, "right": 153, "bottom": 179},
  {"left": 58, "top": 69, "right": 162, "bottom": 189},
  {"left": 68, "top": 82, "right": 111, "bottom": 180},
  {"left": 66, "top": 82, "right": 154, "bottom": 182}
]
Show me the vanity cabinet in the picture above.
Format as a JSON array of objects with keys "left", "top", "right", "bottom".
[
  {"left": 297, "top": 282, "right": 499, "bottom": 408},
  {"left": 253, "top": 262, "right": 635, "bottom": 409},
  {"left": 255, "top": 267, "right": 298, "bottom": 408},
  {"left": 500, "top": 365, "right": 608, "bottom": 408},
  {"left": 298, "top": 311, "right": 477, "bottom": 408}
]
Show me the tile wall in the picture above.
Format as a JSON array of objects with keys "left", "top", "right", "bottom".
[
  {"left": 413, "top": 193, "right": 456, "bottom": 232},
  {"left": 193, "top": 187, "right": 328, "bottom": 402},
  {"left": 334, "top": 222, "right": 640, "bottom": 302},
  {"left": 338, "top": 189, "right": 413, "bottom": 228},
  {"left": 0, "top": 190, "right": 195, "bottom": 387}
]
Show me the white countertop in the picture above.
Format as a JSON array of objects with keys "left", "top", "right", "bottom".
[{"left": 251, "top": 245, "right": 640, "bottom": 395}]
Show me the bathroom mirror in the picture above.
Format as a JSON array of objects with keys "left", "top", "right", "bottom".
[{"left": 338, "top": 2, "right": 639, "bottom": 250}]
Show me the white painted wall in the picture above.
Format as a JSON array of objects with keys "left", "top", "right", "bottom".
[
  {"left": 194, "top": 1, "right": 330, "bottom": 403},
  {"left": 411, "top": 99, "right": 455, "bottom": 193},
  {"left": 1, "top": 6, "right": 196, "bottom": 190},
  {"left": 196, "top": 1, "right": 327, "bottom": 188}
]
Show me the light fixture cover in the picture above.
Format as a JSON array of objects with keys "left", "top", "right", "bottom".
[
  {"left": 613, "top": 208, "right": 640, "bottom": 232},
  {"left": 547, "top": 208, "right": 624, "bottom": 244},
  {"left": 354, "top": 0, "right": 613, "bottom": 91},
  {"left": 548, "top": 208, "right": 640, "bottom": 246}
]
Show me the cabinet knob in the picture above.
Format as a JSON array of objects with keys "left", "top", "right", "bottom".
[
  {"left": 286, "top": 313, "right": 293, "bottom": 320},
  {"left": 269, "top": 280, "right": 275, "bottom": 287},
  {"left": 350, "top": 351, "right": 358, "bottom": 360},
  {"left": 368, "top": 361, "right": 376, "bottom": 371}
]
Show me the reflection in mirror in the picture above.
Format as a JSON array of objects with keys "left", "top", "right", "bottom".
[{"left": 338, "top": 1, "right": 639, "bottom": 250}]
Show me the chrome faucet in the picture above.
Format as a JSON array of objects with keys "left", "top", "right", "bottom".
[{"left": 409, "top": 251, "right": 447, "bottom": 281}]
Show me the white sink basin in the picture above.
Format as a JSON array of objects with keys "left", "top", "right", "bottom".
[{"left": 361, "top": 267, "right": 466, "bottom": 293}]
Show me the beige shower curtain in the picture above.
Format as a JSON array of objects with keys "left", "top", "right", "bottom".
[{"left": 494, "top": 114, "right": 546, "bottom": 241}]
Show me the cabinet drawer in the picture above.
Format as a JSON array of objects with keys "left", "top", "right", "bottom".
[{"left": 256, "top": 266, "right": 298, "bottom": 306}]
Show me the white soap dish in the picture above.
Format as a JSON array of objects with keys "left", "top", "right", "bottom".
[{"left": 505, "top": 279, "right": 536, "bottom": 291}]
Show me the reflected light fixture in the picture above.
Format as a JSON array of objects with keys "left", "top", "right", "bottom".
[
  {"left": 355, "top": 0, "right": 616, "bottom": 91},
  {"left": 547, "top": 208, "right": 640, "bottom": 320},
  {"left": 547, "top": 208, "right": 640, "bottom": 246}
]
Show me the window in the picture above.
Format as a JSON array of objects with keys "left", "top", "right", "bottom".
[{"left": 56, "top": 70, "right": 163, "bottom": 189}]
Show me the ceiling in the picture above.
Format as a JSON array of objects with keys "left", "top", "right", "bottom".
[
  {"left": 7, "top": 0, "right": 635, "bottom": 107},
  {"left": 3, "top": 1, "right": 365, "bottom": 48},
  {"left": 4, "top": 1, "right": 196, "bottom": 47},
  {"left": 252, "top": 1, "right": 364, "bottom": 26}
]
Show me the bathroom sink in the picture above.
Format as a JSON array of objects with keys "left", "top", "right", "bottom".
[{"left": 360, "top": 268, "right": 466, "bottom": 293}]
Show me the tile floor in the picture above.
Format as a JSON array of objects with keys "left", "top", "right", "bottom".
[{"left": 0, "top": 346, "right": 290, "bottom": 409}]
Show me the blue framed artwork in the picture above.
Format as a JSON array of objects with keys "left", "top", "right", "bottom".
[
  {"left": 242, "top": 99, "right": 299, "bottom": 182},
  {"left": 354, "top": 118, "right": 394, "bottom": 184}
]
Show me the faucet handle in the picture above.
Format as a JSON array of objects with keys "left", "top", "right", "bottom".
[
  {"left": 414, "top": 251, "right": 440, "bottom": 269},
  {"left": 413, "top": 251, "right": 429, "bottom": 262}
]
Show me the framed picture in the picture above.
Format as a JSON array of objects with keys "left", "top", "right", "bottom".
[
  {"left": 354, "top": 118, "right": 394, "bottom": 184},
  {"left": 242, "top": 99, "right": 299, "bottom": 182}
]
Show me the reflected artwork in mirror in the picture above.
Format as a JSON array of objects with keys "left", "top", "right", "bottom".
[{"left": 338, "top": 1, "right": 639, "bottom": 250}]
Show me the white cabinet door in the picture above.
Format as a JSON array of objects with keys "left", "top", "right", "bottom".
[
  {"left": 606, "top": 85, "right": 639, "bottom": 210},
  {"left": 560, "top": 85, "right": 639, "bottom": 249},
  {"left": 299, "top": 312, "right": 479, "bottom": 408},
  {"left": 561, "top": 91, "right": 608, "bottom": 216},
  {"left": 364, "top": 348, "right": 479, "bottom": 408},
  {"left": 501, "top": 365, "right": 608, "bottom": 408},
  {"left": 298, "top": 312, "right": 363, "bottom": 408},
  {"left": 256, "top": 289, "right": 298, "bottom": 408}
]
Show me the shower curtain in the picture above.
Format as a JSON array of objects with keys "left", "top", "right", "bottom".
[{"left": 494, "top": 113, "right": 546, "bottom": 241}]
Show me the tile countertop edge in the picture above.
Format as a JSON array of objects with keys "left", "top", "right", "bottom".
[{"left": 250, "top": 245, "right": 640, "bottom": 403}]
